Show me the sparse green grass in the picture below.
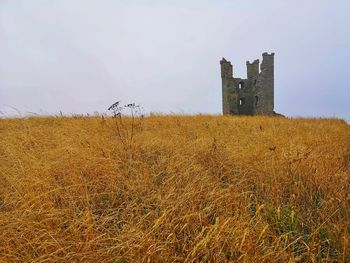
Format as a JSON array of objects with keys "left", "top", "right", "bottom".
[{"left": 0, "top": 115, "right": 349, "bottom": 262}]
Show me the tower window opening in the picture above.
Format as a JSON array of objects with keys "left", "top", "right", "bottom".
[
  {"left": 239, "top": 98, "right": 245, "bottom": 106},
  {"left": 238, "top": 82, "right": 244, "bottom": 89},
  {"left": 255, "top": 96, "right": 259, "bottom": 107}
]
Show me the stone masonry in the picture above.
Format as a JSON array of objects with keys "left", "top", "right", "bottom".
[{"left": 220, "top": 52, "right": 275, "bottom": 115}]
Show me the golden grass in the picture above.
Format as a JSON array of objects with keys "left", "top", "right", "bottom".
[{"left": 0, "top": 115, "right": 349, "bottom": 262}]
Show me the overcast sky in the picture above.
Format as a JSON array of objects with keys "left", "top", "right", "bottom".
[{"left": 0, "top": 0, "right": 349, "bottom": 120}]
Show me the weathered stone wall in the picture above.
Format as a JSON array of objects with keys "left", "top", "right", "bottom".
[
  {"left": 258, "top": 53, "right": 274, "bottom": 115},
  {"left": 220, "top": 52, "right": 275, "bottom": 115},
  {"left": 247, "top": 59, "right": 259, "bottom": 80},
  {"left": 220, "top": 58, "right": 238, "bottom": 115}
]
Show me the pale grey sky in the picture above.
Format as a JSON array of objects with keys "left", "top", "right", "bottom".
[{"left": 1, "top": 0, "right": 349, "bottom": 120}]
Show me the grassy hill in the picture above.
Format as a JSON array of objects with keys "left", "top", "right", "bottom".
[{"left": 0, "top": 115, "right": 349, "bottom": 262}]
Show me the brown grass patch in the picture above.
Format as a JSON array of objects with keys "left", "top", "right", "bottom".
[{"left": 0, "top": 115, "right": 349, "bottom": 262}]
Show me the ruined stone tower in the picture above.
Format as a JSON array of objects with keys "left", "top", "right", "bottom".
[{"left": 220, "top": 52, "right": 275, "bottom": 115}]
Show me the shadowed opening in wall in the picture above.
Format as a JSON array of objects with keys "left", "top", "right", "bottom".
[{"left": 239, "top": 98, "right": 245, "bottom": 106}]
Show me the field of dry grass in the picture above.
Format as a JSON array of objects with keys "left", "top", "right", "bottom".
[{"left": 0, "top": 115, "right": 349, "bottom": 262}]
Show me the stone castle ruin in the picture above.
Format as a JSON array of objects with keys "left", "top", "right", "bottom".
[{"left": 220, "top": 52, "right": 275, "bottom": 115}]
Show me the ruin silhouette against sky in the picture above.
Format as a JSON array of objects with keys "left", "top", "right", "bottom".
[
  {"left": 0, "top": 1, "right": 349, "bottom": 121},
  {"left": 221, "top": 53, "right": 275, "bottom": 116}
]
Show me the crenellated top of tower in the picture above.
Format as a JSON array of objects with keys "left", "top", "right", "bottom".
[
  {"left": 246, "top": 59, "right": 260, "bottom": 79},
  {"left": 246, "top": 59, "right": 259, "bottom": 65},
  {"left": 262, "top": 52, "right": 275, "bottom": 56},
  {"left": 220, "top": 57, "right": 230, "bottom": 64},
  {"left": 261, "top": 52, "right": 274, "bottom": 72},
  {"left": 220, "top": 57, "right": 233, "bottom": 79}
]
